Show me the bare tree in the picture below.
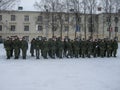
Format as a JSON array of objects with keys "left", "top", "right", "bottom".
[
  {"left": 113, "top": 0, "right": 120, "bottom": 37},
  {"left": 0, "top": 0, "right": 19, "bottom": 10},
  {"left": 85, "top": 0, "right": 98, "bottom": 39},
  {"left": 69, "top": 0, "right": 82, "bottom": 39},
  {"left": 34, "top": 0, "right": 65, "bottom": 38},
  {"left": 100, "top": 0, "right": 115, "bottom": 39},
  {"left": 0, "top": 0, "right": 20, "bottom": 32},
  {"left": 113, "top": 0, "right": 120, "bottom": 13},
  {"left": 80, "top": 0, "right": 88, "bottom": 40},
  {"left": 55, "top": 0, "right": 66, "bottom": 38}
]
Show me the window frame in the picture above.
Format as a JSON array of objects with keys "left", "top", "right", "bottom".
[
  {"left": 0, "top": 25, "right": 2, "bottom": 31},
  {"left": 10, "top": 25, "right": 16, "bottom": 31},
  {"left": 24, "top": 15, "right": 29, "bottom": 21},
  {"left": 24, "top": 25, "right": 29, "bottom": 31},
  {"left": 11, "top": 15, "right": 16, "bottom": 21},
  {"left": 0, "top": 15, "right": 2, "bottom": 21},
  {"left": 38, "top": 25, "right": 43, "bottom": 31}
]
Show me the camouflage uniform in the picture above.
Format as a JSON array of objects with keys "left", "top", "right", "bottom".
[
  {"left": 81, "top": 39, "right": 87, "bottom": 58},
  {"left": 64, "top": 39, "right": 72, "bottom": 58},
  {"left": 35, "top": 38, "right": 41, "bottom": 59},
  {"left": 86, "top": 40, "right": 93, "bottom": 58},
  {"left": 4, "top": 37, "right": 12, "bottom": 59},
  {"left": 112, "top": 39, "right": 118, "bottom": 57},
  {"left": 30, "top": 38, "right": 36, "bottom": 56},
  {"left": 9, "top": 38, "right": 14, "bottom": 57},
  {"left": 99, "top": 40, "right": 106, "bottom": 57},
  {"left": 13, "top": 37, "right": 21, "bottom": 59},
  {"left": 93, "top": 40, "right": 99, "bottom": 57},
  {"left": 73, "top": 39, "right": 79, "bottom": 58},
  {"left": 48, "top": 38, "right": 56, "bottom": 59},
  {"left": 56, "top": 38, "right": 64, "bottom": 58},
  {"left": 79, "top": 40, "right": 82, "bottom": 57},
  {"left": 48, "top": 38, "right": 52, "bottom": 58},
  {"left": 21, "top": 38, "right": 28, "bottom": 59},
  {"left": 42, "top": 39, "right": 49, "bottom": 59},
  {"left": 106, "top": 40, "right": 112, "bottom": 57}
]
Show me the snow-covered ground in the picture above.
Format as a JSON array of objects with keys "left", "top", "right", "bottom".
[{"left": 0, "top": 44, "right": 120, "bottom": 90}]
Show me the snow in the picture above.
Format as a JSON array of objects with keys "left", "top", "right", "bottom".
[{"left": 0, "top": 44, "right": 120, "bottom": 90}]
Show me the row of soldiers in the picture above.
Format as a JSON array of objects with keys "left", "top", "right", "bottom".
[
  {"left": 4, "top": 36, "right": 28, "bottom": 59},
  {"left": 30, "top": 37, "right": 118, "bottom": 59},
  {"left": 4, "top": 36, "right": 118, "bottom": 59}
]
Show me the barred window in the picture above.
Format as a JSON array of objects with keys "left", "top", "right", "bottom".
[
  {"left": 11, "top": 25, "right": 16, "bottom": 31},
  {"left": 0, "top": 15, "right": 2, "bottom": 21},
  {"left": 65, "top": 15, "right": 69, "bottom": 22},
  {"left": 0, "top": 25, "right": 2, "bottom": 31},
  {"left": 24, "top": 15, "right": 29, "bottom": 21},
  {"left": 38, "top": 25, "right": 43, "bottom": 31},
  {"left": 37, "top": 16, "right": 43, "bottom": 22},
  {"left": 11, "top": 15, "right": 16, "bottom": 21},
  {"left": 24, "top": 25, "right": 29, "bottom": 31},
  {"left": 64, "top": 26, "right": 69, "bottom": 32}
]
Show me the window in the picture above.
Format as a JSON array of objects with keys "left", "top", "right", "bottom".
[
  {"left": 0, "top": 36, "right": 2, "bottom": 43},
  {"left": 0, "top": 25, "right": 2, "bottom": 31},
  {"left": 11, "top": 15, "right": 16, "bottom": 21},
  {"left": 106, "top": 17, "right": 111, "bottom": 22},
  {"left": 24, "top": 25, "right": 29, "bottom": 31},
  {"left": 11, "top": 25, "right": 16, "bottom": 31},
  {"left": 65, "top": 15, "right": 69, "bottom": 22},
  {"left": 77, "top": 16, "right": 81, "bottom": 22},
  {"left": 24, "top": 15, "right": 29, "bottom": 21},
  {"left": 38, "top": 25, "right": 43, "bottom": 31},
  {"left": 88, "top": 25, "right": 95, "bottom": 32},
  {"left": 54, "top": 15, "right": 57, "bottom": 22},
  {"left": 64, "top": 26, "right": 69, "bottom": 32},
  {"left": 0, "top": 15, "right": 2, "bottom": 21},
  {"left": 37, "top": 16, "right": 43, "bottom": 22},
  {"left": 88, "top": 17, "right": 92, "bottom": 23}
]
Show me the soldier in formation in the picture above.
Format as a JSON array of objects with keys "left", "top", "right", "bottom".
[
  {"left": 29, "top": 36, "right": 118, "bottom": 59},
  {"left": 4, "top": 36, "right": 118, "bottom": 59},
  {"left": 4, "top": 36, "right": 28, "bottom": 59}
]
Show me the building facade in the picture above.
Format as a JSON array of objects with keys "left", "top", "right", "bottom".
[{"left": 0, "top": 10, "right": 120, "bottom": 42}]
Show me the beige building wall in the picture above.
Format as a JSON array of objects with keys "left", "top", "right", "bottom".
[{"left": 0, "top": 11, "right": 120, "bottom": 42}]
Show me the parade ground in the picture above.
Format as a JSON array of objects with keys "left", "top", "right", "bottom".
[{"left": 0, "top": 44, "right": 120, "bottom": 90}]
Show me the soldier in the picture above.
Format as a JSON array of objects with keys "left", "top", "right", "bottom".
[
  {"left": 112, "top": 39, "right": 118, "bottom": 57},
  {"left": 30, "top": 38, "right": 36, "bottom": 56},
  {"left": 48, "top": 38, "right": 52, "bottom": 58},
  {"left": 13, "top": 36, "right": 21, "bottom": 59},
  {"left": 35, "top": 37, "right": 41, "bottom": 59},
  {"left": 42, "top": 38, "right": 49, "bottom": 59},
  {"left": 63, "top": 38, "right": 68, "bottom": 58},
  {"left": 64, "top": 38, "right": 72, "bottom": 58},
  {"left": 70, "top": 40, "right": 74, "bottom": 58},
  {"left": 106, "top": 39, "right": 112, "bottom": 57},
  {"left": 93, "top": 39, "right": 99, "bottom": 57},
  {"left": 79, "top": 39, "right": 82, "bottom": 57},
  {"left": 50, "top": 38, "right": 56, "bottom": 59},
  {"left": 9, "top": 37, "right": 14, "bottom": 57},
  {"left": 104, "top": 38, "right": 107, "bottom": 57},
  {"left": 73, "top": 38, "right": 79, "bottom": 58},
  {"left": 4, "top": 37, "right": 12, "bottom": 59},
  {"left": 55, "top": 37, "right": 59, "bottom": 58},
  {"left": 56, "top": 37, "right": 64, "bottom": 58},
  {"left": 86, "top": 39, "right": 93, "bottom": 58},
  {"left": 21, "top": 37, "right": 28, "bottom": 59},
  {"left": 81, "top": 38, "right": 87, "bottom": 58},
  {"left": 99, "top": 39, "right": 106, "bottom": 58}
]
